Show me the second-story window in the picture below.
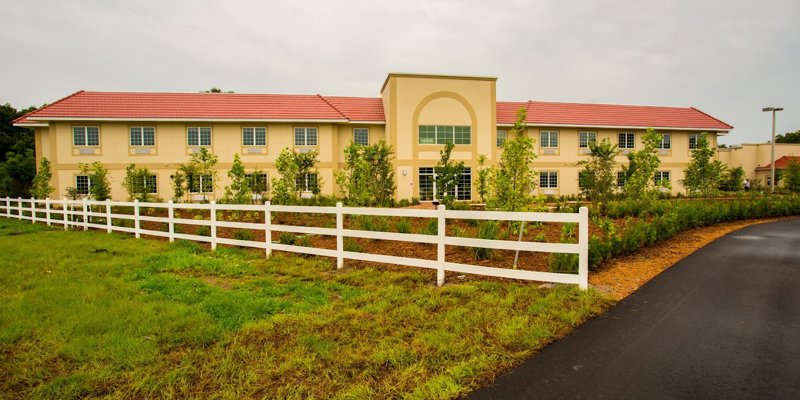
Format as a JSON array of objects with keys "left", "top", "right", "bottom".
[
  {"left": 540, "top": 130, "right": 559, "bottom": 148},
  {"left": 242, "top": 127, "right": 266, "bottom": 146},
  {"left": 579, "top": 131, "right": 597, "bottom": 148},
  {"left": 73, "top": 126, "right": 100, "bottom": 146},
  {"left": 418, "top": 125, "right": 471, "bottom": 145},
  {"left": 689, "top": 134, "right": 699, "bottom": 149},
  {"left": 130, "top": 127, "right": 155, "bottom": 146},
  {"left": 618, "top": 132, "right": 635, "bottom": 149},
  {"left": 658, "top": 133, "right": 671, "bottom": 149},
  {"left": 187, "top": 127, "right": 212, "bottom": 146},
  {"left": 497, "top": 130, "right": 507, "bottom": 148},
  {"left": 353, "top": 128, "right": 369, "bottom": 146},
  {"left": 294, "top": 127, "right": 318, "bottom": 146}
]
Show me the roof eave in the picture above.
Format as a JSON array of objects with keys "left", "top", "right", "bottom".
[{"left": 496, "top": 122, "right": 730, "bottom": 133}]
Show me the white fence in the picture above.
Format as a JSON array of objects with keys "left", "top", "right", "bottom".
[{"left": 0, "top": 197, "right": 589, "bottom": 289}]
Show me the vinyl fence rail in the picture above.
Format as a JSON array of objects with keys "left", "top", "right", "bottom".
[{"left": 0, "top": 197, "right": 589, "bottom": 289}]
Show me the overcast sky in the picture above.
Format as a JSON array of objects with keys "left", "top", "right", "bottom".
[{"left": 2, "top": 0, "right": 798, "bottom": 144}]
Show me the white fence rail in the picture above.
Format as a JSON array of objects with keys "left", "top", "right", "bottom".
[{"left": 0, "top": 197, "right": 589, "bottom": 289}]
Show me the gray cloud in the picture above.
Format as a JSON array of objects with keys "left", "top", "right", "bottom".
[{"left": 1, "top": 0, "right": 797, "bottom": 143}]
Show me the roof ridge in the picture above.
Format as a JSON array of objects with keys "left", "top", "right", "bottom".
[
  {"left": 689, "top": 107, "right": 734, "bottom": 130},
  {"left": 317, "top": 94, "right": 348, "bottom": 120}
]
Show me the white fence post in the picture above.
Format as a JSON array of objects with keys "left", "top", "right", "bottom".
[
  {"left": 210, "top": 201, "right": 217, "bottom": 250},
  {"left": 437, "top": 204, "right": 446, "bottom": 287},
  {"left": 264, "top": 201, "right": 272, "bottom": 258},
  {"left": 336, "top": 202, "right": 344, "bottom": 269},
  {"left": 578, "top": 206, "right": 589, "bottom": 290},
  {"left": 134, "top": 199, "right": 141, "bottom": 239},
  {"left": 17, "top": 197, "right": 22, "bottom": 220},
  {"left": 30, "top": 197, "right": 36, "bottom": 224},
  {"left": 63, "top": 198, "right": 69, "bottom": 230},
  {"left": 82, "top": 198, "right": 88, "bottom": 231},
  {"left": 45, "top": 198, "right": 51, "bottom": 226},
  {"left": 167, "top": 200, "right": 175, "bottom": 242},
  {"left": 106, "top": 199, "right": 112, "bottom": 233},
  {"left": 2, "top": 197, "right": 7, "bottom": 217}
]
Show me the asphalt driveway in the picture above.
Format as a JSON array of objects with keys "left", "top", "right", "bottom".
[{"left": 467, "top": 218, "right": 800, "bottom": 400}]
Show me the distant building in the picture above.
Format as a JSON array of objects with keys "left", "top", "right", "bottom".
[
  {"left": 14, "top": 73, "right": 733, "bottom": 201},
  {"left": 718, "top": 144, "right": 800, "bottom": 188}
]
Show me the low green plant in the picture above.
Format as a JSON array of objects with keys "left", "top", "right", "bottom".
[
  {"left": 233, "top": 229, "right": 255, "bottom": 241},
  {"left": 278, "top": 232, "right": 296, "bottom": 245},
  {"left": 398, "top": 199, "right": 410, "bottom": 207},
  {"left": 343, "top": 238, "right": 362, "bottom": 252},
  {"left": 196, "top": 225, "right": 211, "bottom": 237},
  {"left": 411, "top": 197, "right": 420, "bottom": 205},
  {"left": 473, "top": 221, "right": 499, "bottom": 261},
  {"left": 394, "top": 217, "right": 411, "bottom": 234},
  {"left": 422, "top": 219, "right": 438, "bottom": 235}
]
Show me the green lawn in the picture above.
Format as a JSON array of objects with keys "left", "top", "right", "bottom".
[{"left": 0, "top": 219, "right": 611, "bottom": 399}]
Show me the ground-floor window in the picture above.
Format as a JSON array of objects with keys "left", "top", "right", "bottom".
[
  {"left": 76, "top": 175, "right": 91, "bottom": 195},
  {"left": 295, "top": 173, "right": 319, "bottom": 193},
  {"left": 539, "top": 171, "right": 558, "bottom": 189},
  {"left": 188, "top": 174, "right": 214, "bottom": 193},
  {"left": 617, "top": 171, "right": 627, "bottom": 187},
  {"left": 418, "top": 167, "right": 471, "bottom": 201},
  {"left": 143, "top": 175, "right": 157, "bottom": 194},
  {"left": 654, "top": 170, "right": 670, "bottom": 185},
  {"left": 246, "top": 173, "right": 269, "bottom": 193}
]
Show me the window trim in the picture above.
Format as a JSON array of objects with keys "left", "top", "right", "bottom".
[
  {"left": 539, "top": 171, "right": 559, "bottom": 189},
  {"left": 187, "top": 127, "right": 213, "bottom": 147},
  {"left": 129, "top": 126, "right": 156, "bottom": 147},
  {"left": 353, "top": 127, "right": 369, "bottom": 146},
  {"left": 294, "top": 127, "right": 319, "bottom": 147},
  {"left": 418, "top": 125, "right": 472, "bottom": 145},
  {"left": 72, "top": 126, "right": 100, "bottom": 147},
  {"left": 539, "top": 130, "right": 559, "bottom": 148},
  {"left": 578, "top": 131, "right": 597, "bottom": 148},
  {"left": 242, "top": 127, "right": 267, "bottom": 147},
  {"left": 618, "top": 132, "right": 635, "bottom": 149}
]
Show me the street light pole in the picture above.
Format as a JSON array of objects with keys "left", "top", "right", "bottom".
[{"left": 762, "top": 107, "right": 784, "bottom": 193}]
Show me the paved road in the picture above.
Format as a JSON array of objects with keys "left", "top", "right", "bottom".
[{"left": 467, "top": 219, "right": 800, "bottom": 400}]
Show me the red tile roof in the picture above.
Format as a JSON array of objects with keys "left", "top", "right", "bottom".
[
  {"left": 755, "top": 156, "right": 800, "bottom": 171},
  {"left": 496, "top": 100, "right": 732, "bottom": 131},
  {"left": 14, "top": 90, "right": 730, "bottom": 131}
]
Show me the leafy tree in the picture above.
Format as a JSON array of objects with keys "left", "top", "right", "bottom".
[
  {"left": 476, "top": 154, "right": 490, "bottom": 203},
  {"left": 271, "top": 148, "right": 321, "bottom": 204},
  {"left": 122, "top": 164, "right": 155, "bottom": 202},
  {"left": 335, "top": 141, "right": 395, "bottom": 206},
  {"left": 79, "top": 162, "right": 111, "bottom": 200},
  {"left": 776, "top": 130, "right": 800, "bottom": 143},
  {"left": 718, "top": 166, "right": 745, "bottom": 192},
  {"left": 577, "top": 139, "right": 620, "bottom": 202},
  {"left": 223, "top": 153, "right": 252, "bottom": 204},
  {"left": 784, "top": 158, "right": 800, "bottom": 192},
  {"left": 681, "top": 133, "right": 725, "bottom": 196},
  {"left": 0, "top": 148, "right": 35, "bottom": 197},
  {"left": 487, "top": 107, "right": 538, "bottom": 211},
  {"left": 171, "top": 170, "right": 186, "bottom": 202},
  {"left": 434, "top": 142, "right": 464, "bottom": 207},
  {"left": 1, "top": 103, "right": 36, "bottom": 163},
  {"left": 622, "top": 128, "right": 663, "bottom": 200},
  {"left": 202, "top": 88, "right": 234, "bottom": 94},
  {"left": 31, "top": 157, "right": 54, "bottom": 199},
  {"left": 248, "top": 166, "right": 269, "bottom": 202},
  {"left": 178, "top": 148, "right": 218, "bottom": 202}
]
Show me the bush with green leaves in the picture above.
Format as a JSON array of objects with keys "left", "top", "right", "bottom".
[
  {"left": 622, "top": 128, "right": 664, "bottom": 201},
  {"left": 486, "top": 108, "right": 538, "bottom": 212},
  {"left": 718, "top": 166, "right": 745, "bottom": 192},
  {"left": 271, "top": 148, "right": 321, "bottom": 205},
  {"left": 473, "top": 221, "right": 499, "bottom": 261},
  {"left": 578, "top": 139, "right": 620, "bottom": 202},
  {"left": 335, "top": 141, "right": 395, "bottom": 206},
  {"left": 682, "top": 133, "right": 724, "bottom": 196},
  {"left": 784, "top": 158, "right": 800, "bottom": 192},
  {"left": 30, "top": 157, "right": 54, "bottom": 199},
  {"left": 122, "top": 164, "right": 156, "bottom": 202},
  {"left": 433, "top": 142, "right": 465, "bottom": 207},
  {"left": 233, "top": 229, "right": 255, "bottom": 241},
  {"left": 222, "top": 153, "right": 252, "bottom": 204},
  {"left": 177, "top": 148, "right": 218, "bottom": 202},
  {"left": 79, "top": 161, "right": 112, "bottom": 200}
]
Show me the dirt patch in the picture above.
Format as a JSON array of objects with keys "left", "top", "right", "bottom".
[{"left": 590, "top": 217, "right": 795, "bottom": 300}]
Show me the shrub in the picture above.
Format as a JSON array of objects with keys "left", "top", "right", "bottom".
[
  {"left": 422, "top": 219, "right": 438, "bottom": 235},
  {"left": 343, "top": 238, "right": 362, "bottom": 252},
  {"left": 233, "top": 229, "right": 255, "bottom": 241},
  {"left": 411, "top": 197, "right": 420, "bottom": 206},
  {"left": 398, "top": 199, "right": 410, "bottom": 207},
  {"left": 278, "top": 232, "right": 295, "bottom": 245},
  {"left": 296, "top": 235, "right": 312, "bottom": 248},
  {"left": 196, "top": 225, "right": 211, "bottom": 237},
  {"left": 473, "top": 221, "right": 499, "bottom": 261},
  {"left": 394, "top": 218, "right": 411, "bottom": 234}
]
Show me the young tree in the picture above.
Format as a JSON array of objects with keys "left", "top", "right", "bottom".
[
  {"left": 79, "top": 161, "right": 111, "bottom": 200},
  {"left": 622, "top": 128, "right": 663, "bottom": 201},
  {"left": 577, "top": 139, "right": 620, "bottom": 202},
  {"left": 248, "top": 166, "right": 269, "bottom": 202},
  {"left": 681, "top": 133, "right": 724, "bottom": 197},
  {"left": 0, "top": 148, "right": 35, "bottom": 197},
  {"left": 434, "top": 142, "right": 464, "bottom": 206},
  {"left": 271, "top": 148, "right": 321, "bottom": 204},
  {"left": 476, "top": 154, "right": 490, "bottom": 203},
  {"left": 171, "top": 170, "right": 186, "bottom": 202},
  {"left": 222, "top": 153, "right": 252, "bottom": 204},
  {"left": 122, "top": 164, "right": 155, "bottom": 202},
  {"left": 335, "top": 141, "right": 395, "bottom": 206},
  {"left": 784, "top": 158, "right": 800, "bottom": 192},
  {"left": 488, "top": 107, "right": 538, "bottom": 211},
  {"left": 30, "top": 157, "right": 54, "bottom": 199},
  {"left": 718, "top": 166, "right": 745, "bottom": 192},
  {"left": 178, "top": 148, "right": 218, "bottom": 202}
]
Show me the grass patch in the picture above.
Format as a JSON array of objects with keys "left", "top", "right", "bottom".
[{"left": 0, "top": 219, "right": 610, "bottom": 399}]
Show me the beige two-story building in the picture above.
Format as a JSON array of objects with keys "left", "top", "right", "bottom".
[{"left": 14, "top": 73, "right": 733, "bottom": 201}]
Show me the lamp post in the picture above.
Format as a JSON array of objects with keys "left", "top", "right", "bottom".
[{"left": 762, "top": 107, "right": 784, "bottom": 193}]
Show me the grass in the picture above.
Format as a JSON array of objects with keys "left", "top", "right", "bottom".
[{"left": 0, "top": 219, "right": 611, "bottom": 399}]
